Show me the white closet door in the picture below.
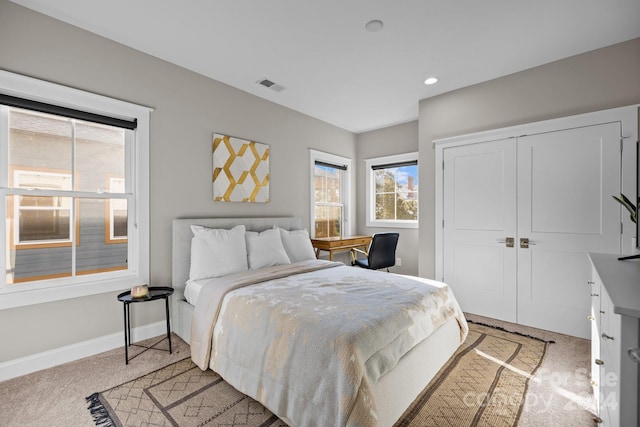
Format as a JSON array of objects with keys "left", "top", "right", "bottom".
[
  {"left": 443, "top": 139, "right": 517, "bottom": 322},
  {"left": 517, "top": 123, "right": 621, "bottom": 338}
]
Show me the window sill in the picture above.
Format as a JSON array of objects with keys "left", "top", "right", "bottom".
[
  {"left": 0, "top": 272, "right": 147, "bottom": 310},
  {"left": 366, "top": 220, "right": 418, "bottom": 229}
]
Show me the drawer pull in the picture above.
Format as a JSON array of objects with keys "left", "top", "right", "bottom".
[
  {"left": 628, "top": 348, "right": 640, "bottom": 363},
  {"left": 587, "top": 281, "right": 595, "bottom": 285},
  {"left": 587, "top": 315, "right": 594, "bottom": 321},
  {"left": 595, "top": 358, "right": 604, "bottom": 365},
  {"left": 600, "top": 310, "right": 605, "bottom": 314},
  {"left": 601, "top": 333, "right": 614, "bottom": 341},
  {"left": 590, "top": 293, "right": 599, "bottom": 297}
]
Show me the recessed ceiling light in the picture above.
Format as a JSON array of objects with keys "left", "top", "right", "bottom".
[
  {"left": 365, "top": 20, "right": 384, "bottom": 32},
  {"left": 424, "top": 77, "right": 439, "bottom": 85}
]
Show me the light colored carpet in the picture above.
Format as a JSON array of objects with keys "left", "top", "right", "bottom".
[{"left": 0, "top": 315, "right": 597, "bottom": 426}]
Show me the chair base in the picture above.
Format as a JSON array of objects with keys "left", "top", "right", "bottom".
[{"left": 353, "top": 259, "right": 391, "bottom": 272}]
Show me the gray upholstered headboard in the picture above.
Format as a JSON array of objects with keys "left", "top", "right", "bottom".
[{"left": 171, "top": 217, "right": 302, "bottom": 301}]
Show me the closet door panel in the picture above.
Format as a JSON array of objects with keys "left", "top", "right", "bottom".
[
  {"left": 443, "top": 139, "right": 517, "bottom": 322},
  {"left": 517, "top": 123, "right": 621, "bottom": 338}
]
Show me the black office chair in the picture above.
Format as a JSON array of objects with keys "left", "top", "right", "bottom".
[{"left": 350, "top": 232, "right": 399, "bottom": 272}]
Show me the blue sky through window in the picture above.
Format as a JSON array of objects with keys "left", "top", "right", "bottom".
[{"left": 391, "top": 165, "right": 418, "bottom": 186}]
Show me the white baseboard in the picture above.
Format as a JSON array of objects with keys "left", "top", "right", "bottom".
[{"left": 0, "top": 321, "right": 167, "bottom": 382}]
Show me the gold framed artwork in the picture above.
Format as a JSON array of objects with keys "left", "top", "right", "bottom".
[{"left": 212, "top": 133, "right": 270, "bottom": 202}]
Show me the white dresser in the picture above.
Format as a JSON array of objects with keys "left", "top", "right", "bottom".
[{"left": 588, "top": 253, "right": 640, "bottom": 427}]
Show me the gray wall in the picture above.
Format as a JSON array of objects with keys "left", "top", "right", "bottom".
[
  {"left": 0, "top": 1, "right": 355, "bottom": 361},
  {"left": 2, "top": 0, "right": 639, "bottom": 363},
  {"left": 418, "top": 37, "right": 640, "bottom": 278},
  {"left": 355, "top": 121, "right": 419, "bottom": 275}
]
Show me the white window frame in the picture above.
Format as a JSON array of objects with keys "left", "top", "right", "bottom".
[
  {"left": 0, "top": 70, "right": 151, "bottom": 309},
  {"left": 309, "top": 149, "right": 352, "bottom": 238},
  {"left": 365, "top": 152, "right": 419, "bottom": 229}
]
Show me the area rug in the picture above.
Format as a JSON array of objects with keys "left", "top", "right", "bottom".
[{"left": 87, "top": 322, "right": 549, "bottom": 427}]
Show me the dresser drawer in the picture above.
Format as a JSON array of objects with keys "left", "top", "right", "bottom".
[
  {"left": 600, "top": 286, "right": 622, "bottom": 377},
  {"left": 599, "top": 343, "right": 620, "bottom": 427},
  {"left": 589, "top": 271, "right": 601, "bottom": 404}
]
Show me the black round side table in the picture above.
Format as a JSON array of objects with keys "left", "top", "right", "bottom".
[{"left": 117, "top": 286, "right": 174, "bottom": 364}]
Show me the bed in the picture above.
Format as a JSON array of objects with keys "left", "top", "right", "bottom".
[{"left": 171, "top": 217, "right": 467, "bottom": 427}]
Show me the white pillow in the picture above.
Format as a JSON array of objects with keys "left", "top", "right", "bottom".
[
  {"left": 276, "top": 226, "right": 317, "bottom": 263},
  {"left": 245, "top": 228, "right": 291, "bottom": 270},
  {"left": 188, "top": 225, "right": 248, "bottom": 281}
]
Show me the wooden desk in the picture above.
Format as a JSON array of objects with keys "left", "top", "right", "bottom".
[{"left": 311, "top": 235, "right": 371, "bottom": 261}]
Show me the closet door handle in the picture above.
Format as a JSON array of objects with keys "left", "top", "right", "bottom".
[
  {"left": 520, "top": 238, "right": 537, "bottom": 248},
  {"left": 496, "top": 237, "right": 514, "bottom": 247}
]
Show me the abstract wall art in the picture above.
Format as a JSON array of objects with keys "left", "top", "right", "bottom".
[{"left": 212, "top": 133, "right": 270, "bottom": 202}]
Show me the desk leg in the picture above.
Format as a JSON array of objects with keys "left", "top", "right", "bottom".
[
  {"left": 165, "top": 297, "right": 172, "bottom": 354},
  {"left": 328, "top": 250, "right": 333, "bottom": 261},
  {"left": 123, "top": 302, "right": 129, "bottom": 365}
]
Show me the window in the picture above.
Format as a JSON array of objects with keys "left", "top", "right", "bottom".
[
  {"left": 365, "top": 152, "right": 418, "bottom": 228},
  {"left": 0, "top": 70, "right": 150, "bottom": 309},
  {"left": 309, "top": 149, "right": 352, "bottom": 238}
]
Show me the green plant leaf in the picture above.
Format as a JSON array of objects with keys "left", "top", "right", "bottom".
[
  {"left": 612, "top": 193, "right": 637, "bottom": 224},
  {"left": 620, "top": 193, "right": 633, "bottom": 207}
]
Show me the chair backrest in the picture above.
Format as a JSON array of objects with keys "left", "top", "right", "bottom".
[{"left": 368, "top": 232, "right": 399, "bottom": 270}]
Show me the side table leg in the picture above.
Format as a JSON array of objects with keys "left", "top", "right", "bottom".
[
  {"left": 123, "top": 302, "right": 129, "bottom": 365},
  {"left": 165, "top": 297, "right": 172, "bottom": 354}
]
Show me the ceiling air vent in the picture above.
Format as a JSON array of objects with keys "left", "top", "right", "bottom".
[{"left": 257, "top": 78, "right": 285, "bottom": 92}]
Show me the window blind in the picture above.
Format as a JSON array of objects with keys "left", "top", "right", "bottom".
[
  {"left": 371, "top": 160, "right": 417, "bottom": 170},
  {"left": 315, "top": 160, "right": 347, "bottom": 170},
  {"left": 0, "top": 93, "right": 137, "bottom": 130}
]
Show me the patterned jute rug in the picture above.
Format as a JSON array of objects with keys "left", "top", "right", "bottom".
[{"left": 87, "top": 322, "right": 550, "bottom": 427}]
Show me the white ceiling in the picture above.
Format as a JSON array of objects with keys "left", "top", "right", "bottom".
[{"left": 10, "top": 0, "right": 640, "bottom": 133}]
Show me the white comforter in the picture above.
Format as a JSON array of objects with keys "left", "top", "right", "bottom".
[{"left": 191, "top": 260, "right": 468, "bottom": 427}]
